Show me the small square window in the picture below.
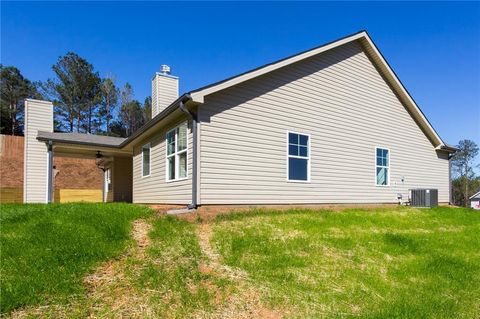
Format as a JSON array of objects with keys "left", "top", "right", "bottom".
[
  {"left": 299, "top": 134, "right": 308, "bottom": 146},
  {"left": 299, "top": 146, "right": 308, "bottom": 157},
  {"left": 289, "top": 133, "right": 299, "bottom": 145},
  {"left": 289, "top": 144, "right": 298, "bottom": 156}
]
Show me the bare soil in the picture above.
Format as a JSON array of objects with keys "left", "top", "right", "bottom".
[{"left": 194, "top": 222, "right": 283, "bottom": 319}]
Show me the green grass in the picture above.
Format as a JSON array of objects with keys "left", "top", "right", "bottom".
[
  {"left": 3, "top": 204, "right": 479, "bottom": 318},
  {"left": 212, "top": 206, "right": 480, "bottom": 318},
  {"left": 0, "top": 203, "right": 152, "bottom": 314},
  {"left": 131, "top": 215, "right": 232, "bottom": 317}
]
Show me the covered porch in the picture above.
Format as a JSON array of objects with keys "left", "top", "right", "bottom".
[{"left": 37, "top": 132, "right": 133, "bottom": 203}]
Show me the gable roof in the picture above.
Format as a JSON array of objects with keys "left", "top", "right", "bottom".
[
  {"left": 470, "top": 191, "right": 480, "bottom": 200},
  {"left": 41, "top": 31, "right": 452, "bottom": 152},
  {"left": 188, "top": 30, "right": 448, "bottom": 150}
]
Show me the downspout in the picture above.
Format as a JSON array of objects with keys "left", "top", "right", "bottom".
[
  {"left": 179, "top": 100, "right": 198, "bottom": 209},
  {"left": 47, "top": 140, "right": 54, "bottom": 203},
  {"left": 448, "top": 152, "right": 454, "bottom": 205}
]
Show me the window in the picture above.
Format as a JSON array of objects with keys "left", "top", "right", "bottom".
[
  {"left": 142, "top": 143, "right": 151, "bottom": 177},
  {"left": 166, "top": 122, "right": 188, "bottom": 181},
  {"left": 287, "top": 132, "right": 310, "bottom": 181},
  {"left": 376, "top": 148, "right": 389, "bottom": 186}
]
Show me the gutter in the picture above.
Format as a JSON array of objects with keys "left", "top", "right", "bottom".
[
  {"left": 36, "top": 137, "right": 124, "bottom": 149},
  {"left": 36, "top": 94, "right": 194, "bottom": 150},
  {"left": 119, "top": 93, "right": 192, "bottom": 148},
  {"left": 435, "top": 144, "right": 458, "bottom": 154},
  {"left": 179, "top": 100, "right": 198, "bottom": 209},
  {"left": 47, "top": 141, "right": 54, "bottom": 203}
]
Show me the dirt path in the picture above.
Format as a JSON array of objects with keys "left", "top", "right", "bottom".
[
  {"left": 83, "top": 219, "right": 154, "bottom": 318},
  {"left": 195, "top": 222, "right": 282, "bottom": 319},
  {"left": 8, "top": 219, "right": 154, "bottom": 319},
  {"left": 9, "top": 217, "right": 282, "bottom": 319}
]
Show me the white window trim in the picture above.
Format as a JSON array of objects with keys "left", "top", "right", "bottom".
[
  {"left": 141, "top": 143, "right": 151, "bottom": 178},
  {"left": 375, "top": 146, "right": 390, "bottom": 187},
  {"left": 286, "top": 130, "right": 311, "bottom": 183},
  {"left": 165, "top": 122, "right": 188, "bottom": 183}
]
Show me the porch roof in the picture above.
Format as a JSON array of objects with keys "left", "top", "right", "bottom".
[{"left": 37, "top": 131, "right": 125, "bottom": 148}]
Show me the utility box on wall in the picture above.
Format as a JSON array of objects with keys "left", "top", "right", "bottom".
[{"left": 410, "top": 189, "right": 438, "bottom": 208}]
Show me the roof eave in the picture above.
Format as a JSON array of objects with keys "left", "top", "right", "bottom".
[
  {"left": 189, "top": 30, "right": 447, "bottom": 149},
  {"left": 358, "top": 33, "right": 445, "bottom": 148},
  {"left": 119, "top": 93, "right": 193, "bottom": 148},
  {"left": 435, "top": 144, "right": 458, "bottom": 153},
  {"left": 469, "top": 191, "right": 480, "bottom": 199},
  {"left": 36, "top": 136, "right": 123, "bottom": 149},
  {"left": 190, "top": 30, "right": 368, "bottom": 102}
]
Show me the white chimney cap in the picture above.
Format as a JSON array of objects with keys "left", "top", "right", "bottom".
[{"left": 160, "top": 64, "right": 171, "bottom": 74}]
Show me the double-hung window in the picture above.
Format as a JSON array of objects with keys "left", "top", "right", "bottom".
[
  {"left": 376, "top": 147, "right": 389, "bottom": 186},
  {"left": 142, "top": 143, "right": 151, "bottom": 177},
  {"left": 166, "top": 122, "right": 188, "bottom": 181},
  {"left": 287, "top": 132, "right": 310, "bottom": 182}
]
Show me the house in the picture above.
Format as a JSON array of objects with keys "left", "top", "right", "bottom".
[
  {"left": 23, "top": 31, "right": 457, "bottom": 207},
  {"left": 470, "top": 191, "right": 480, "bottom": 210}
]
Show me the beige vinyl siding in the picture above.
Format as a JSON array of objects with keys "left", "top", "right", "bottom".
[
  {"left": 24, "top": 99, "right": 53, "bottom": 203},
  {"left": 199, "top": 41, "right": 449, "bottom": 204},
  {"left": 152, "top": 74, "right": 179, "bottom": 117},
  {"left": 132, "top": 115, "right": 192, "bottom": 204}
]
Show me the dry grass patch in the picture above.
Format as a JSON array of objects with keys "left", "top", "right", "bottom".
[
  {"left": 6, "top": 205, "right": 478, "bottom": 318},
  {"left": 194, "top": 222, "right": 283, "bottom": 319},
  {"left": 212, "top": 206, "right": 480, "bottom": 318},
  {"left": 7, "top": 219, "right": 155, "bottom": 318}
]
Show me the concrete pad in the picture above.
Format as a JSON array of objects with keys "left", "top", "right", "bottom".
[{"left": 166, "top": 208, "right": 195, "bottom": 215}]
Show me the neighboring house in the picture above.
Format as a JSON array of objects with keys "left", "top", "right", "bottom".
[
  {"left": 470, "top": 191, "right": 480, "bottom": 210},
  {"left": 24, "top": 30, "right": 456, "bottom": 207}
]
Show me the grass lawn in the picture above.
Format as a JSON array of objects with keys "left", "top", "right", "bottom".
[
  {"left": 0, "top": 203, "right": 151, "bottom": 314},
  {"left": 1, "top": 204, "right": 479, "bottom": 318},
  {"left": 130, "top": 215, "right": 233, "bottom": 317},
  {"left": 213, "top": 206, "right": 480, "bottom": 318}
]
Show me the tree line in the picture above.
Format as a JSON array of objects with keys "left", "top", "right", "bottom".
[
  {"left": 451, "top": 139, "right": 479, "bottom": 207},
  {"left": 0, "top": 52, "right": 151, "bottom": 138}
]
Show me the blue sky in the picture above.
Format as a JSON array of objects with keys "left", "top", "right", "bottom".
[{"left": 2, "top": 1, "right": 479, "bottom": 152}]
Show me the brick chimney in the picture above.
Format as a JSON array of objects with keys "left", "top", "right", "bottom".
[{"left": 151, "top": 65, "right": 179, "bottom": 118}]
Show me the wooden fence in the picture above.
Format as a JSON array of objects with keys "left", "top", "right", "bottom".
[
  {"left": 1, "top": 134, "right": 103, "bottom": 204},
  {"left": 0, "top": 188, "right": 23, "bottom": 203},
  {"left": 0, "top": 188, "right": 102, "bottom": 203},
  {"left": 54, "top": 189, "right": 102, "bottom": 203}
]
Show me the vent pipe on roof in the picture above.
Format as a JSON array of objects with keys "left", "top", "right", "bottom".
[{"left": 160, "top": 64, "right": 171, "bottom": 75}]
